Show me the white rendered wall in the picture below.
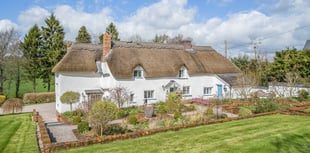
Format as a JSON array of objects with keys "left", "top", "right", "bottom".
[
  {"left": 55, "top": 62, "right": 232, "bottom": 112},
  {"left": 55, "top": 72, "right": 102, "bottom": 113}
]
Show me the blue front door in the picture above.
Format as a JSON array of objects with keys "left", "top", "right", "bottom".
[{"left": 217, "top": 84, "right": 223, "bottom": 99}]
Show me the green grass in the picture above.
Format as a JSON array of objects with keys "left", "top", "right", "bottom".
[
  {"left": 0, "top": 113, "right": 39, "bottom": 153},
  {"left": 3, "top": 79, "right": 54, "bottom": 98},
  {"left": 57, "top": 114, "right": 310, "bottom": 153}
]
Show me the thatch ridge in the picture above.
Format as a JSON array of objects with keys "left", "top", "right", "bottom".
[{"left": 53, "top": 42, "right": 241, "bottom": 78}]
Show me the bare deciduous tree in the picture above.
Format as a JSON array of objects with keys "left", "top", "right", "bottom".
[
  {"left": 109, "top": 86, "right": 130, "bottom": 108},
  {"left": 0, "top": 28, "right": 20, "bottom": 95},
  {"left": 233, "top": 73, "right": 256, "bottom": 100}
]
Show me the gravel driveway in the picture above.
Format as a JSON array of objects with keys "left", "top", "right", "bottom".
[{"left": 1, "top": 102, "right": 77, "bottom": 142}]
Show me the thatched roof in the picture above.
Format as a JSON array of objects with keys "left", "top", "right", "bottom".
[
  {"left": 52, "top": 43, "right": 101, "bottom": 73},
  {"left": 52, "top": 42, "right": 241, "bottom": 79}
]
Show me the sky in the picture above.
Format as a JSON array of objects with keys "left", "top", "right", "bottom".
[{"left": 0, "top": 0, "right": 309, "bottom": 59}]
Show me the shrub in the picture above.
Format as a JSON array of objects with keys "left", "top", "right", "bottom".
[
  {"left": 204, "top": 107, "right": 214, "bottom": 116},
  {"left": 23, "top": 92, "right": 55, "bottom": 104},
  {"left": 174, "top": 111, "right": 182, "bottom": 120},
  {"left": 102, "top": 125, "right": 132, "bottom": 135},
  {"left": 188, "top": 104, "right": 196, "bottom": 111},
  {"left": 77, "top": 121, "right": 89, "bottom": 133},
  {"left": 72, "top": 116, "right": 81, "bottom": 124},
  {"left": 253, "top": 99, "right": 278, "bottom": 113},
  {"left": 2, "top": 98, "right": 23, "bottom": 114},
  {"left": 0, "top": 95, "right": 6, "bottom": 105},
  {"left": 73, "top": 108, "right": 85, "bottom": 117},
  {"left": 63, "top": 111, "right": 74, "bottom": 118},
  {"left": 157, "top": 102, "right": 168, "bottom": 114},
  {"left": 128, "top": 116, "right": 138, "bottom": 125},
  {"left": 166, "top": 92, "right": 183, "bottom": 113},
  {"left": 88, "top": 101, "right": 118, "bottom": 136},
  {"left": 135, "top": 122, "right": 149, "bottom": 131},
  {"left": 298, "top": 89, "right": 309, "bottom": 101},
  {"left": 117, "top": 109, "right": 129, "bottom": 118},
  {"left": 238, "top": 107, "right": 253, "bottom": 117}
]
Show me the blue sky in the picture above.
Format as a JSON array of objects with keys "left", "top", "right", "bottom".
[{"left": 0, "top": 0, "right": 309, "bottom": 58}]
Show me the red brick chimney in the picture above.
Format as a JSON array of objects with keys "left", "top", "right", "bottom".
[{"left": 101, "top": 32, "right": 112, "bottom": 61}]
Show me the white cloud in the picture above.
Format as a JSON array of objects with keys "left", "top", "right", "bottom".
[
  {"left": 54, "top": 5, "right": 113, "bottom": 42},
  {"left": 119, "top": 0, "right": 196, "bottom": 40},
  {"left": 18, "top": 6, "right": 50, "bottom": 32},
  {"left": 7, "top": 0, "right": 310, "bottom": 59},
  {"left": 0, "top": 19, "right": 18, "bottom": 32}
]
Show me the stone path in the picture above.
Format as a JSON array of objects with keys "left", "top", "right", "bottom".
[{"left": 0, "top": 102, "right": 77, "bottom": 142}]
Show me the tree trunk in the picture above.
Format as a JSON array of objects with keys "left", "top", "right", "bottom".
[
  {"left": 47, "top": 77, "right": 51, "bottom": 92},
  {"left": 100, "top": 125, "right": 103, "bottom": 136},
  {"left": 33, "top": 78, "right": 36, "bottom": 93},
  {"left": 15, "top": 61, "right": 20, "bottom": 97},
  {"left": 0, "top": 67, "right": 3, "bottom": 95}
]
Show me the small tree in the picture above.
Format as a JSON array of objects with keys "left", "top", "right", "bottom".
[
  {"left": 60, "top": 91, "right": 80, "bottom": 111},
  {"left": 88, "top": 101, "right": 118, "bottom": 136},
  {"left": 109, "top": 86, "right": 130, "bottom": 108},
  {"left": 76, "top": 26, "right": 91, "bottom": 43},
  {"left": 166, "top": 92, "right": 183, "bottom": 113},
  {"left": 2, "top": 98, "right": 23, "bottom": 114}
]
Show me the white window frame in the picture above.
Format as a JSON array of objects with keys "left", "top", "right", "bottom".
[
  {"left": 178, "top": 66, "right": 188, "bottom": 79},
  {"left": 133, "top": 66, "right": 143, "bottom": 79},
  {"left": 203, "top": 87, "right": 212, "bottom": 95},
  {"left": 144, "top": 90, "right": 154, "bottom": 99},
  {"left": 183, "top": 86, "right": 190, "bottom": 95}
]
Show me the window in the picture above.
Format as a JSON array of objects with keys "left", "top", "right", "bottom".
[
  {"left": 204, "top": 87, "right": 212, "bottom": 95},
  {"left": 133, "top": 66, "right": 143, "bottom": 78},
  {"left": 183, "top": 86, "right": 190, "bottom": 95},
  {"left": 130, "top": 94, "right": 134, "bottom": 102},
  {"left": 169, "top": 87, "right": 177, "bottom": 93},
  {"left": 134, "top": 70, "right": 142, "bottom": 78},
  {"left": 178, "top": 66, "right": 188, "bottom": 78},
  {"left": 178, "top": 69, "right": 184, "bottom": 78},
  {"left": 144, "top": 90, "right": 154, "bottom": 99}
]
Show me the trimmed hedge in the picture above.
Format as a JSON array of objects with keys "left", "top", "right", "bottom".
[{"left": 23, "top": 92, "right": 55, "bottom": 104}]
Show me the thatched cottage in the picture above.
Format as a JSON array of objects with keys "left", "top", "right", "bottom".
[{"left": 53, "top": 33, "right": 241, "bottom": 113}]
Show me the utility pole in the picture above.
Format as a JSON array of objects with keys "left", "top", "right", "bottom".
[
  {"left": 224, "top": 40, "right": 227, "bottom": 58},
  {"left": 251, "top": 40, "right": 261, "bottom": 60}
]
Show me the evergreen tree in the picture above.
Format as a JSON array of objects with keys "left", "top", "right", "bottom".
[
  {"left": 21, "top": 24, "right": 42, "bottom": 92},
  {"left": 41, "top": 14, "right": 65, "bottom": 91},
  {"left": 76, "top": 26, "right": 91, "bottom": 43},
  {"left": 268, "top": 48, "right": 310, "bottom": 83},
  {"left": 99, "top": 22, "right": 120, "bottom": 43}
]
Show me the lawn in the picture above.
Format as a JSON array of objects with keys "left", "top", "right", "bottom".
[
  {"left": 0, "top": 113, "right": 39, "bottom": 153},
  {"left": 57, "top": 114, "right": 310, "bottom": 153},
  {"left": 3, "top": 79, "right": 54, "bottom": 98}
]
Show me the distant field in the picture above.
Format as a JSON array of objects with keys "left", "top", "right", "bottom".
[
  {"left": 57, "top": 114, "right": 310, "bottom": 153},
  {"left": 3, "top": 79, "right": 54, "bottom": 98},
  {"left": 0, "top": 113, "right": 39, "bottom": 153}
]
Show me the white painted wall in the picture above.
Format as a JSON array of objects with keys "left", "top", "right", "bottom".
[
  {"left": 55, "top": 72, "right": 102, "bottom": 113},
  {"left": 55, "top": 62, "right": 232, "bottom": 113}
]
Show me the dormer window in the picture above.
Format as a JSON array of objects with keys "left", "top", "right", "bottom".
[
  {"left": 133, "top": 65, "right": 143, "bottom": 79},
  {"left": 178, "top": 66, "right": 188, "bottom": 78},
  {"left": 179, "top": 69, "right": 184, "bottom": 78}
]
